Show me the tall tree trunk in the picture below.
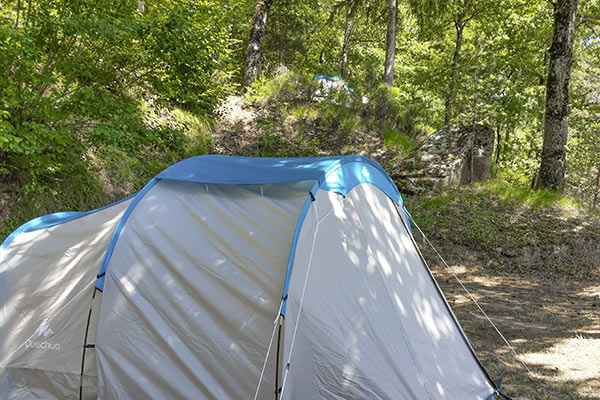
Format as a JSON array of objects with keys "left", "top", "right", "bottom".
[
  {"left": 472, "top": 65, "right": 478, "bottom": 126},
  {"left": 383, "top": 0, "right": 397, "bottom": 86},
  {"left": 495, "top": 125, "right": 502, "bottom": 165},
  {"left": 444, "top": 16, "right": 464, "bottom": 126},
  {"left": 594, "top": 162, "right": 600, "bottom": 208},
  {"left": 25, "top": 0, "right": 32, "bottom": 27},
  {"left": 15, "top": 0, "right": 21, "bottom": 28},
  {"left": 536, "top": 0, "right": 578, "bottom": 191},
  {"left": 340, "top": 2, "right": 357, "bottom": 80},
  {"left": 242, "top": 0, "right": 274, "bottom": 91}
]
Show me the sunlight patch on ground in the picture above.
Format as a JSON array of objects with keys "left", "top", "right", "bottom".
[
  {"left": 579, "top": 285, "right": 600, "bottom": 298},
  {"left": 521, "top": 337, "right": 600, "bottom": 389},
  {"left": 447, "top": 265, "right": 468, "bottom": 274}
]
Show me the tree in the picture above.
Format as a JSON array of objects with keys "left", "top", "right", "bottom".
[
  {"left": 442, "top": 0, "right": 488, "bottom": 125},
  {"left": 444, "top": 6, "right": 467, "bottom": 125},
  {"left": 536, "top": 0, "right": 578, "bottom": 190},
  {"left": 340, "top": 0, "right": 360, "bottom": 80},
  {"left": 383, "top": 0, "right": 397, "bottom": 85},
  {"left": 242, "top": 0, "right": 274, "bottom": 91}
]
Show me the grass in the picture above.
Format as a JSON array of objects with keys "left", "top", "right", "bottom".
[
  {"left": 382, "top": 127, "right": 417, "bottom": 152},
  {"left": 482, "top": 179, "right": 581, "bottom": 210},
  {"left": 404, "top": 179, "right": 600, "bottom": 279}
]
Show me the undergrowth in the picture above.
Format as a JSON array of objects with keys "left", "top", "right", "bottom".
[
  {"left": 242, "top": 72, "right": 428, "bottom": 160},
  {"left": 1, "top": 104, "right": 213, "bottom": 240},
  {"left": 405, "top": 179, "right": 600, "bottom": 279}
]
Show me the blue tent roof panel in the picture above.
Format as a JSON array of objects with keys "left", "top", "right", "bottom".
[{"left": 156, "top": 154, "right": 402, "bottom": 204}]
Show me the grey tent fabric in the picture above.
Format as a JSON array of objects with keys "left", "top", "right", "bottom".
[
  {"left": 0, "top": 199, "right": 131, "bottom": 399},
  {"left": 281, "top": 185, "right": 494, "bottom": 400},
  {"left": 0, "top": 155, "right": 498, "bottom": 400},
  {"left": 96, "top": 181, "right": 310, "bottom": 399}
]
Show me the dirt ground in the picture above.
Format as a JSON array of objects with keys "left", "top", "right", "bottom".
[{"left": 423, "top": 249, "right": 600, "bottom": 399}]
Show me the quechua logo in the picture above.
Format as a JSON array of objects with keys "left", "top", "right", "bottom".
[{"left": 25, "top": 319, "right": 61, "bottom": 350}]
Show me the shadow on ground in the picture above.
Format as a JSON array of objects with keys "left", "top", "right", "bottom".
[{"left": 419, "top": 240, "right": 600, "bottom": 400}]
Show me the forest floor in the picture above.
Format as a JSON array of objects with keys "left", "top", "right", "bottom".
[
  {"left": 407, "top": 188, "right": 600, "bottom": 400},
  {"left": 431, "top": 258, "right": 600, "bottom": 399}
]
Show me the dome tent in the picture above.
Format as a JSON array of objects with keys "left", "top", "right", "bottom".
[{"left": 0, "top": 155, "right": 501, "bottom": 399}]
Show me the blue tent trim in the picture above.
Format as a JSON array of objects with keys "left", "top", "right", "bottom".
[
  {"left": 95, "top": 178, "right": 159, "bottom": 290},
  {"left": 155, "top": 154, "right": 402, "bottom": 202},
  {"left": 0, "top": 193, "right": 136, "bottom": 255},
  {"left": 278, "top": 159, "right": 410, "bottom": 316},
  {"left": 280, "top": 181, "right": 320, "bottom": 316},
  {"left": 313, "top": 74, "right": 341, "bottom": 82},
  {"left": 155, "top": 155, "right": 391, "bottom": 188},
  {"left": 93, "top": 155, "right": 406, "bottom": 290},
  {"left": 113, "top": 154, "right": 408, "bottom": 309}
]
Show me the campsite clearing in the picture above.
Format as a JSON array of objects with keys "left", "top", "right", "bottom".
[{"left": 432, "top": 262, "right": 600, "bottom": 399}]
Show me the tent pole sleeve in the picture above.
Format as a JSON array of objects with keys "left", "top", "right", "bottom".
[
  {"left": 279, "top": 181, "right": 320, "bottom": 317},
  {"left": 95, "top": 178, "right": 159, "bottom": 290},
  {"left": 275, "top": 318, "right": 282, "bottom": 399},
  {"left": 79, "top": 287, "right": 98, "bottom": 400}
]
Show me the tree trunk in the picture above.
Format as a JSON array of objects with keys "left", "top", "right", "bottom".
[
  {"left": 495, "top": 125, "right": 502, "bottom": 165},
  {"left": 444, "top": 16, "right": 464, "bottom": 126},
  {"left": 25, "top": 0, "right": 32, "bottom": 27},
  {"left": 15, "top": 0, "right": 21, "bottom": 28},
  {"left": 594, "top": 162, "right": 600, "bottom": 208},
  {"left": 242, "top": 0, "right": 274, "bottom": 91},
  {"left": 383, "top": 0, "right": 397, "bottom": 86},
  {"left": 472, "top": 65, "right": 478, "bottom": 127},
  {"left": 536, "top": 0, "right": 578, "bottom": 191},
  {"left": 340, "top": 2, "right": 357, "bottom": 80}
]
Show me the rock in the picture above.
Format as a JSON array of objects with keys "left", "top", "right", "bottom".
[{"left": 391, "top": 124, "right": 494, "bottom": 193}]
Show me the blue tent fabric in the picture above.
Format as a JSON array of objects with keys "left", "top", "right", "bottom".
[
  {"left": 95, "top": 178, "right": 159, "bottom": 290},
  {"left": 95, "top": 155, "right": 407, "bottom": 291},
  {"left": 313, "top": 74, "right": 340, "bottom": 81},
  {"left": 156, "top": 155, "right": 401, "bottom": 203},
  {"left": 313, "top": 74, "right": 355, "bottom": 94}
]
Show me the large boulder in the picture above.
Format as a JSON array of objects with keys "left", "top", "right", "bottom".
[{"left": 391, "top": 124, "right": 494, "bottom": 193}]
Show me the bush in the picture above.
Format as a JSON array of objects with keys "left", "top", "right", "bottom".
[{"left": 364, "top": 84, "right": 436, "bottom": 140}]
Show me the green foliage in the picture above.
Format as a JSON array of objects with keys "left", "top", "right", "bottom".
[
  {"left": 243, "top": 73, "right": 385, "bottom": 157},
  {"left": 246, "top": 73, "right": 319, "bottom": 107},
  {"left": 141, "top": 1, "right": 237, "bottom": 108},
  {"left": 365, "top": 84, "right": 435, "bottom": 140},
  {"left": 382, "top": 128, "right": 418, "bottom": 152},
  {"left": 0, "top": 0, "right": 226, "bottom": 235},
  {"left": 481, "top": 180, "right": 579, "bottom": 209},
  {"left": 2, "top": 0, "right": 600, "bottom": 239},
  {"left": 495, "top": 128, "right": 543, "bottom": 185}
]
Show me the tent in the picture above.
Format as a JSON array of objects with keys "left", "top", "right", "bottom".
[
  {"left": 0, "top": 155, "right": 501, "bottom": 399},
  {"left": 312, "top": 74, "right": 369, "bottom": 104}
]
